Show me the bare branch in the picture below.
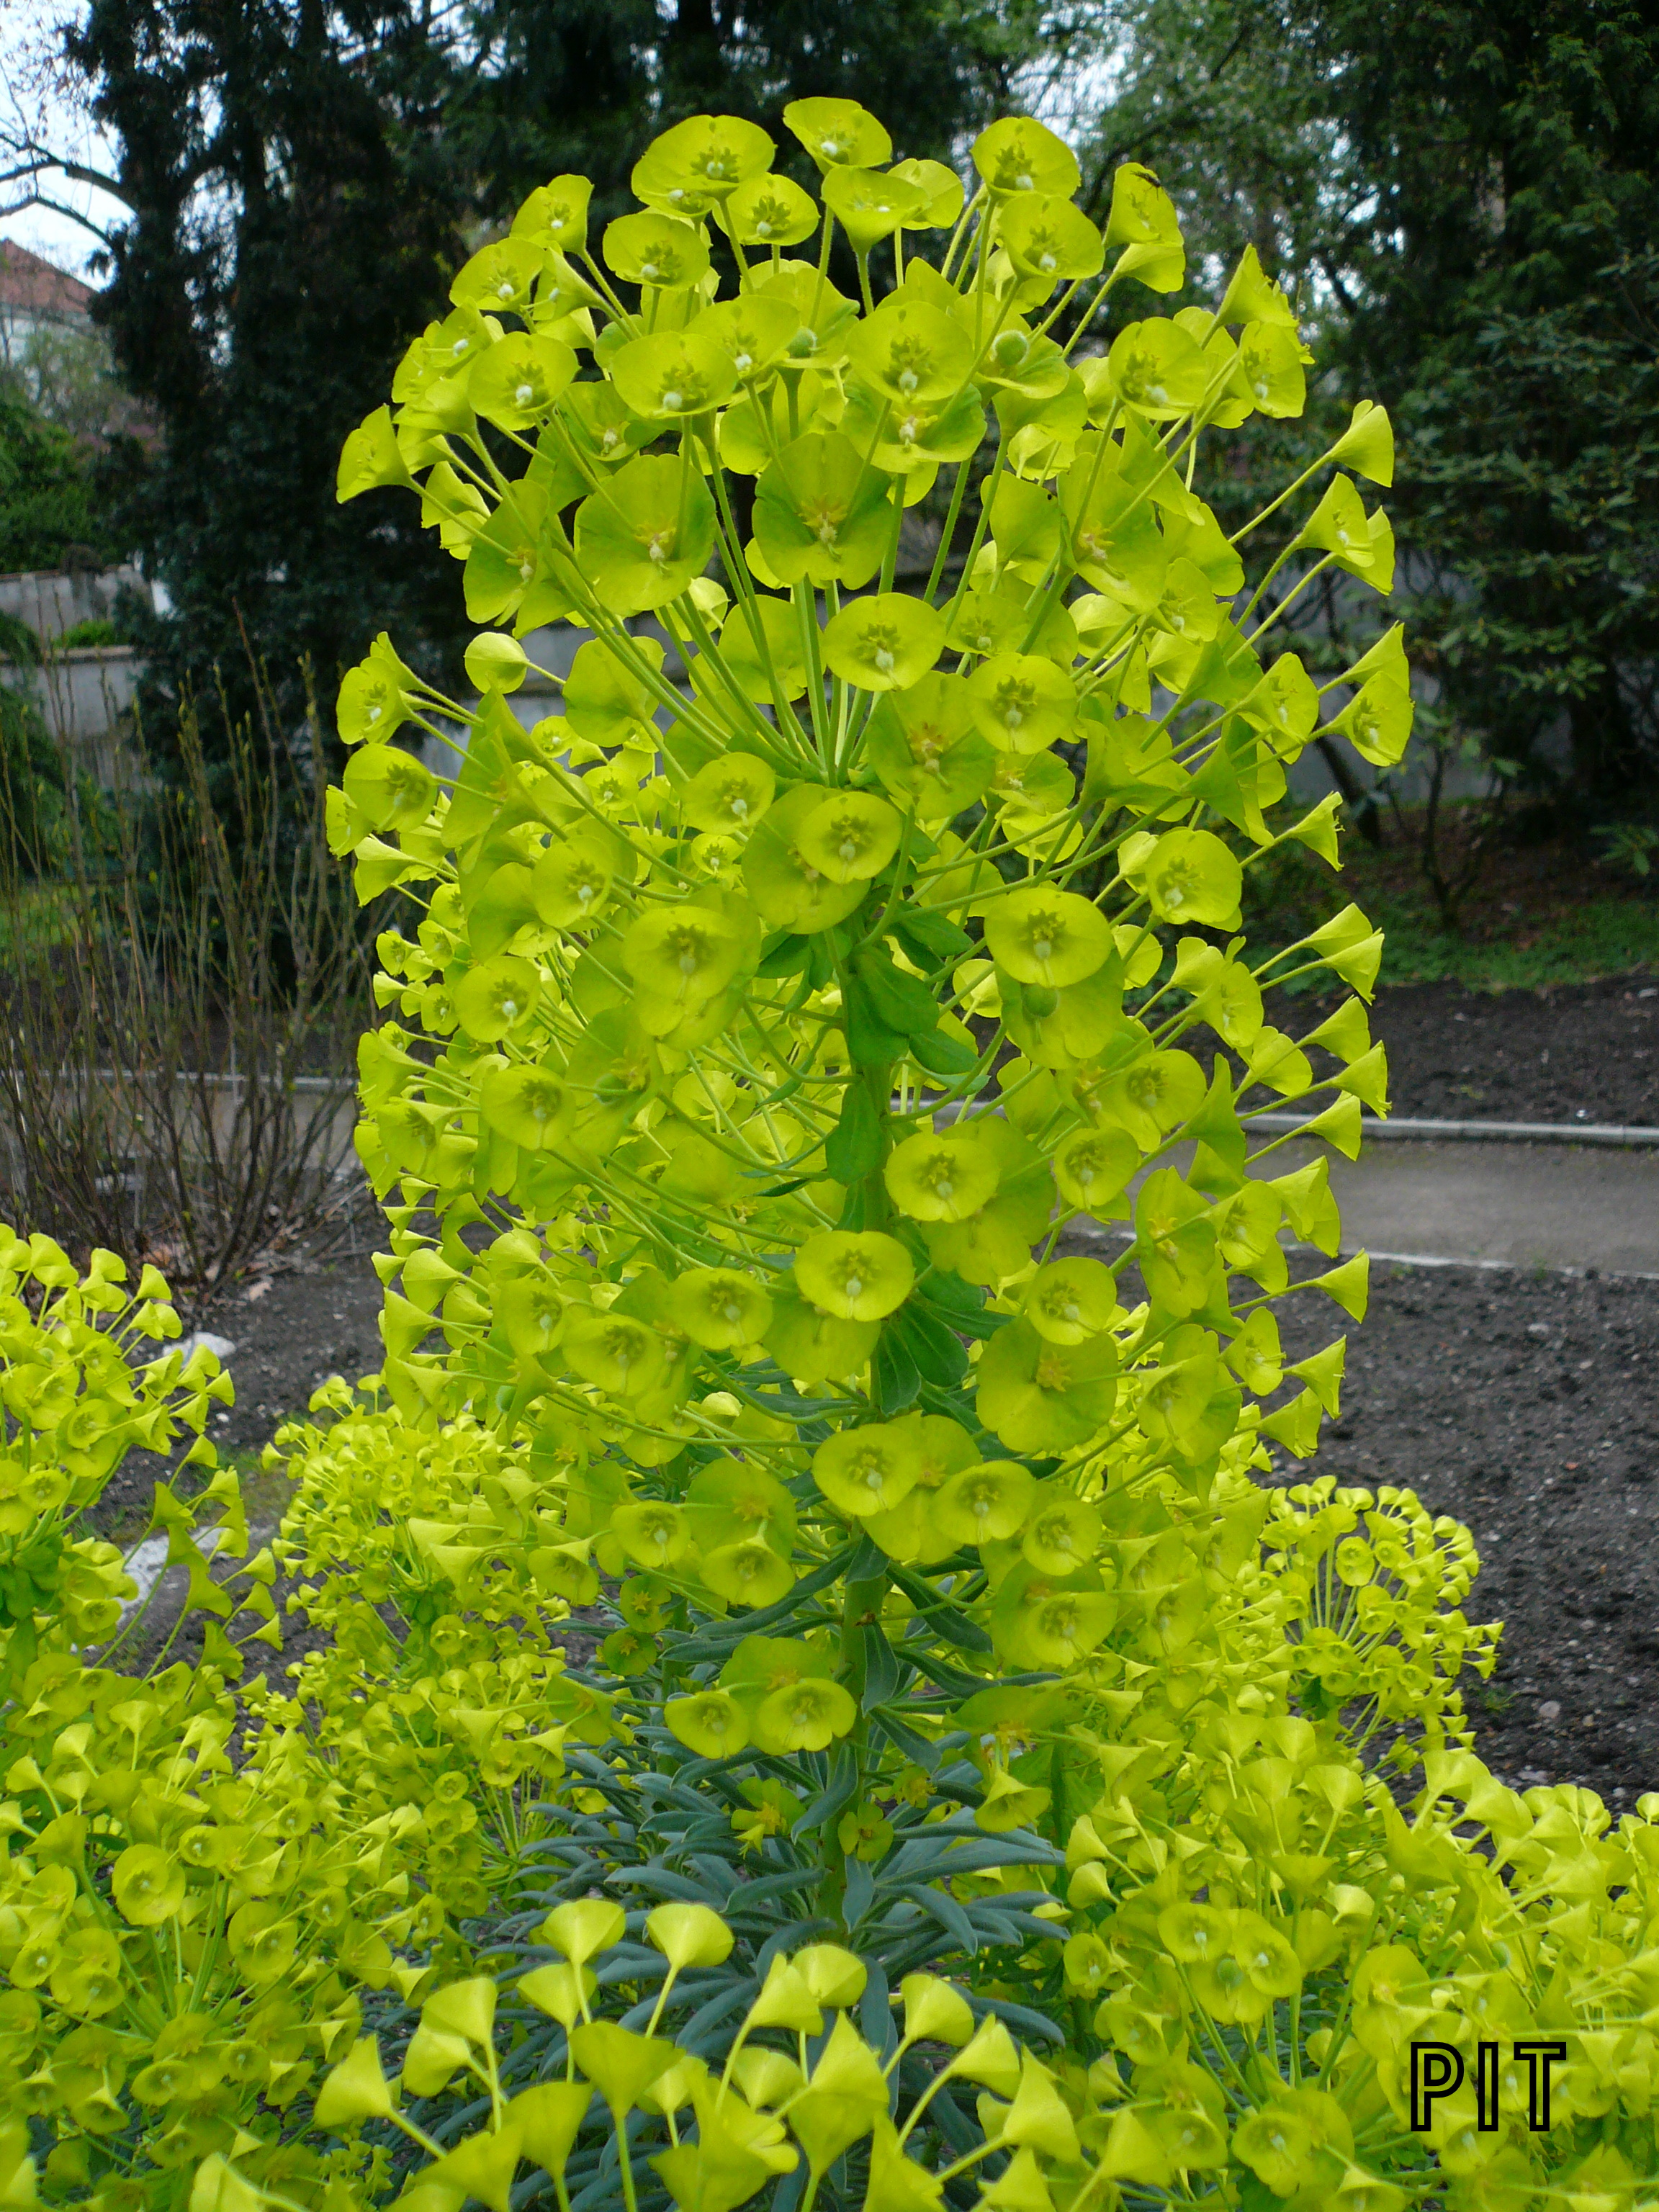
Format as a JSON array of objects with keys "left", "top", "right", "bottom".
[
  {"left": 0, "top": 182, "right": 114, "bottom": 244},
  {"left": 1317, "top": 249, "right": 1359, "bottom": 316},
  {"left": 44, "top": 151, "right": 130, "bottom": 205},
  {"left": 0, "top": 132, "right": 130, "bottom": 209}
]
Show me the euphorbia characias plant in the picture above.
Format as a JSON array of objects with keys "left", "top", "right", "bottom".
[
  {"left": 331, "top": 94, "right": 1402, "bottom": 1883},
  {"left": 320, "top": 88, "right": 1469, "bottom": 2188}
]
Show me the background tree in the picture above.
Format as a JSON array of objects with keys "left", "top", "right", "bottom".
[
  {"left": 1058, "top": 0, "right": 1342, "bottom": 284},
  {"left": 1310, "top": 0, "right": 1659, "bottom": 813},
  {"left": 30, "top": 0, "right": 1653, "bottom": 818},
  {"left": 1, "top": 0, "right": 1053, "bottom": 768},
  {"left": 5, "top": 0, "right": 476, "bottom": 763},
  {"left": 1073, "top": 0, "right": 1659, "bottom": 821},
  {"left": 0, "top": 319, "right": 147, "bottom": 446},
  {"left": 454, "top": 0, "right": 1048, "bottom": 230}
]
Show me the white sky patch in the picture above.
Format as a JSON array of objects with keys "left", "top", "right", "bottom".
[
  {"left": 0, "top": 0, "right": 123, "bottom": 279},
  {"left": 1014, "top": 36, "right": 1118, "bottom": 150}
]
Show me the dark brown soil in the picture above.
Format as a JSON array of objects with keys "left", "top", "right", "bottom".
[
  {"left": 214, "top": 1259, "right": 385, "bottom": 1442},
  {"left": 1359, "top": 973, "right": 1659, "bottom": 1127},
  {"left": 1200, "top": 974, "right": 1659, "bottom": 1130},
  {"left": 91, "top": 1251, "right": 385, "bottom": 1679},
  {"left": 1272, "top": 1261, "right": 1659, "bottom": 1807}
]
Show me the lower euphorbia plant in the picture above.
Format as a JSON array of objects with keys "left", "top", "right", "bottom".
[
  {"left": 0, "top": 1241, "right": 471, "bottom": 2204},
  {"left": 303, "top": 1913, "right": 1084, "bottom": 2212},
  {"left": 3, "top": 1237, "right": 1656, "bottom": 2212}
]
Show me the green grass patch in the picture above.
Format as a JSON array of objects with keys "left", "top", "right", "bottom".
[
  {"left": 55, "top": 617, "right": 125, "bottom": 652},
  {"left": 1245, "top": 820, "right": 1659, "bottom": 993},
  {"left": 1352, "top": 889, "right": 1659, "bottom": 990}
]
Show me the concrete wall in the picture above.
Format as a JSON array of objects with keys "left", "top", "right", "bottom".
[
  {"left": 5, "top": 647, "right": 144, "bottom": 785},
  {"left": 0, "top": 565, "right": 148, "bottom": 642},
  {"left": 0, "top": 566, "right": 152, "bottom": 786}
]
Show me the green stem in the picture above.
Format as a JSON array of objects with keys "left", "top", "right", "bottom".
[
  {"left": 922, "top": 458, "right": 973, "bottom": 608},
  {"left": 614, "top": 2106, "right": 642, "bottom": 2212}
]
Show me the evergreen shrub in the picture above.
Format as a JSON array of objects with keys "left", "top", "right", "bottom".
[{"left": 4, "top": 100, "right": 1655, "bottom": 2212}]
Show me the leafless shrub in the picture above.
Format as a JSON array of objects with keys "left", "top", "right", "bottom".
[{"left": 0, "top": 673, "right": 375, "bottom": 1316}]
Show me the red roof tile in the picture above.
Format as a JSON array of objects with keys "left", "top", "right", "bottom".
[{"left": 0, "top": 240, "right": 94, "bottom": 325}]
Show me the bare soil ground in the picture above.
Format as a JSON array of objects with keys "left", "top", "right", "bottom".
[
  {"left": 1357, "top": 973, "right": 1659, "bottom": 1126},
  {"left": 96, "top": 1253, "right": 384, "bottom": 1545},
  {"left": 125, "top": 1244, "right": 1658, "bottom": 1809},
  {"left": 1272, "top": 1262, "right": 1659, "bottom": 1807}
]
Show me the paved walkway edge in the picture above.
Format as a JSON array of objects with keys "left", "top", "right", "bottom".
[
  {"left": 1249, "top": 1114, "right": 1659, "bottom": 1148},
  {"left": 1090, "top": 1222, "right": 1659, "bottom": 1285}
]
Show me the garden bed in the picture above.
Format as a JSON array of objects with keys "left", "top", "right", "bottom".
[
  {"left": 1273, "top": 1259, "right": 1659, "bottom": 1807},
  {"left": 1197, "top": 974, "right": 1659, "bottom": 1130},
  {"left": 1359, "top": 971, "right": 1659, "bottom": 1125},
  {"left": 1246, "top": 817, "right": 1659, "bottom": 992},
  {"left": 94, "top": 1249, "right": 384, "bottom": 1545},
  {"left": 91, "top": 956, "right": 1659, "bottom": 1775}
]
